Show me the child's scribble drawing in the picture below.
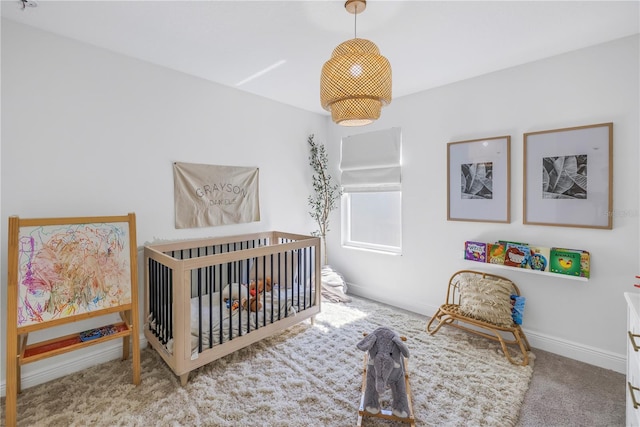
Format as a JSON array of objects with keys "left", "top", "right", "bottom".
[{"left": 17, "top": 223, "right": 132, "bottom": 326}]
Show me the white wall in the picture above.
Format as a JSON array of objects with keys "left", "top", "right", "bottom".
[
  {"left": 326, "top": 34, "right": 640, "bottom": 372},
  {"left": 0, "top": 20, "right": 326, "bottom": 392}
]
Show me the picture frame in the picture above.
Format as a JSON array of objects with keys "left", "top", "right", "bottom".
[
  {"left": 447, "top": 135, "right": 510, "bottom": 223},
  {"left": 523, "top": 122, "right": 613, "bottom": 229}
]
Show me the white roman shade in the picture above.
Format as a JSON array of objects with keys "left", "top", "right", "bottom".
[{"left": 340, "top": 127, "right": 402, "bottom": 192}]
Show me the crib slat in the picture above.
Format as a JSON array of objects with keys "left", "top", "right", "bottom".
[{"left": 197, "top": 265, "right": 203, "bottom": 354}]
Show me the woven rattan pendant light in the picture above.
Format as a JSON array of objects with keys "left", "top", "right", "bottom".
[{"left": 320, "top": 0, "right": 392, "bottom": 126}]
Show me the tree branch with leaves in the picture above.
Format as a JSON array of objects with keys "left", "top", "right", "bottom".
[{"left": 308, "top": 134, "right": 342, "bottom": 265}]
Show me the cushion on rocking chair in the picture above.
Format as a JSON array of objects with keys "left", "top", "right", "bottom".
[{"left": 459, "top": 276, "right": 514, "bottom": 328}]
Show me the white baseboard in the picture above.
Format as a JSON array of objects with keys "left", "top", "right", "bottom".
[
  {"left": 0, "top": 336, "right": 148, "bottom": 398},
  {"left": 524, "top": 329, "right": 625, "bottom": 374},
  {"left": 346, "top": 284, "right": 626, "bottom": 374}
]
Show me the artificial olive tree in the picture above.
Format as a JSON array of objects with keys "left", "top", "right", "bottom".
[{"left": 307, "top": 134, "right": 341, "bottom": 265}]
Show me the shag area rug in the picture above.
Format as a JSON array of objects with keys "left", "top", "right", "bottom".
[{"left": 3, "top": 296, "right": 534, "bottom": 426}]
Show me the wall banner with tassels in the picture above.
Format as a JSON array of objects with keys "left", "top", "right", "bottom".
[{"left": 173, "top": 162, "right": 260, "bottom": 228}]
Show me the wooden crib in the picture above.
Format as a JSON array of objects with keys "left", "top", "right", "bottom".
[{"left": 144, "top": 231, "right": 321, "bottom": 385}]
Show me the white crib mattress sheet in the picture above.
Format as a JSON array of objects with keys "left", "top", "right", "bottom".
[{"left": 188, "top": 287, "right": 315, "bottom": 356}]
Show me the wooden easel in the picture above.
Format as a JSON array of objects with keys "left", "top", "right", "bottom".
[
  {"left": 356, "top": 342, "right": 416, "bottom": 426},
  {"left": 5, "top": 213, "right": 141, "bottom": 427}
]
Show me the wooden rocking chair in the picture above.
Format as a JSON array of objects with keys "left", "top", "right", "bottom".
[{"left": 426, "top": 270, "right": 531, "bottom": 366}]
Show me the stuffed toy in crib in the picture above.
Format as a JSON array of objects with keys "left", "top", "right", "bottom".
[
  {"left": 246, "top": 278, "right": 272, "bottom": 312},
  {"left": 225, "top": 298, "right": 245, "bottom": 311},
  {"left": 357, "top": 327, "right": 411, "bottom": 418},
  {"left": 249, "top": 277, "right": 272, "bottom": 296},
  {"left": 222, "top": 284, "right": 262, "bottom": 312}
]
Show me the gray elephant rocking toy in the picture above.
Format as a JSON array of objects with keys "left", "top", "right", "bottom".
[{"left": 356, "top": 327, "right": 415, "bottom": 426}]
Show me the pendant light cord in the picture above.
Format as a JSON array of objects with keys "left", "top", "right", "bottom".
[{"left": 354, "top": 4, "right": 358, "bottom": 38}]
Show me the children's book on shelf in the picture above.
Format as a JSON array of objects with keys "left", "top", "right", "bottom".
[
  {"left": 464, "top": 241, "right": 487, "bottom": 262},
  {"left": 498, "top": 240, "right": 529, "bottom": 247},
  {"left": 503, "top": 242, "right": 531, "bottom": 268},
  {"left": 550, "top": 248, "right": 589, "bottom": 277},
  {"left": 580, "top": 251, "right": 590, "bottom": 278},
  {"left": 527, "top": 246, "right": 550, "bottom": 272},
  {"left": 486, "top": 243, "right": 506, "bottom": 265}
]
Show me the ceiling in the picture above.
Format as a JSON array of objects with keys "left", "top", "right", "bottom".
[{"left": 2, "top": 1, "right": 639, "bottom": 115}]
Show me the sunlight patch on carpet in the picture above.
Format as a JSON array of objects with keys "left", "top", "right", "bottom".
[{"left": 316, "top": 303, "right": 369, "bottom": 328}]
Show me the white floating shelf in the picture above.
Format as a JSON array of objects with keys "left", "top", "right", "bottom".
[{"left": 461, "top": 258, "right": 589, "bottom": 282}]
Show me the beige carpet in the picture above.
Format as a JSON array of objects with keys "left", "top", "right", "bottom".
[{"left": 3, "top": 296, "right": 534, "bottom": 426}]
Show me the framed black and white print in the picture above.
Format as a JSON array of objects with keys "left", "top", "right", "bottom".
[
  {"left": 523, "top": 122, "right": 613, "bottom": 229},
  {"left": 447, "top": 136, "right": 510, "bottom": 223}
]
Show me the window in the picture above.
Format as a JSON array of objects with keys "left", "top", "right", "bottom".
[
  {"left": 340, "top": 128, "right": 402, "bottom": 254},
  {"left": 342, "top": 191, "right": 402, "bottom": 252}
]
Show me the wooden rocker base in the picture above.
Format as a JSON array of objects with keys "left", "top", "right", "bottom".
[
  {"left": 356, "top": 353, "right": 416, "bottom": 427},
  {"left": 426, "top": 304, "right": 531, "bottom": 366}
]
